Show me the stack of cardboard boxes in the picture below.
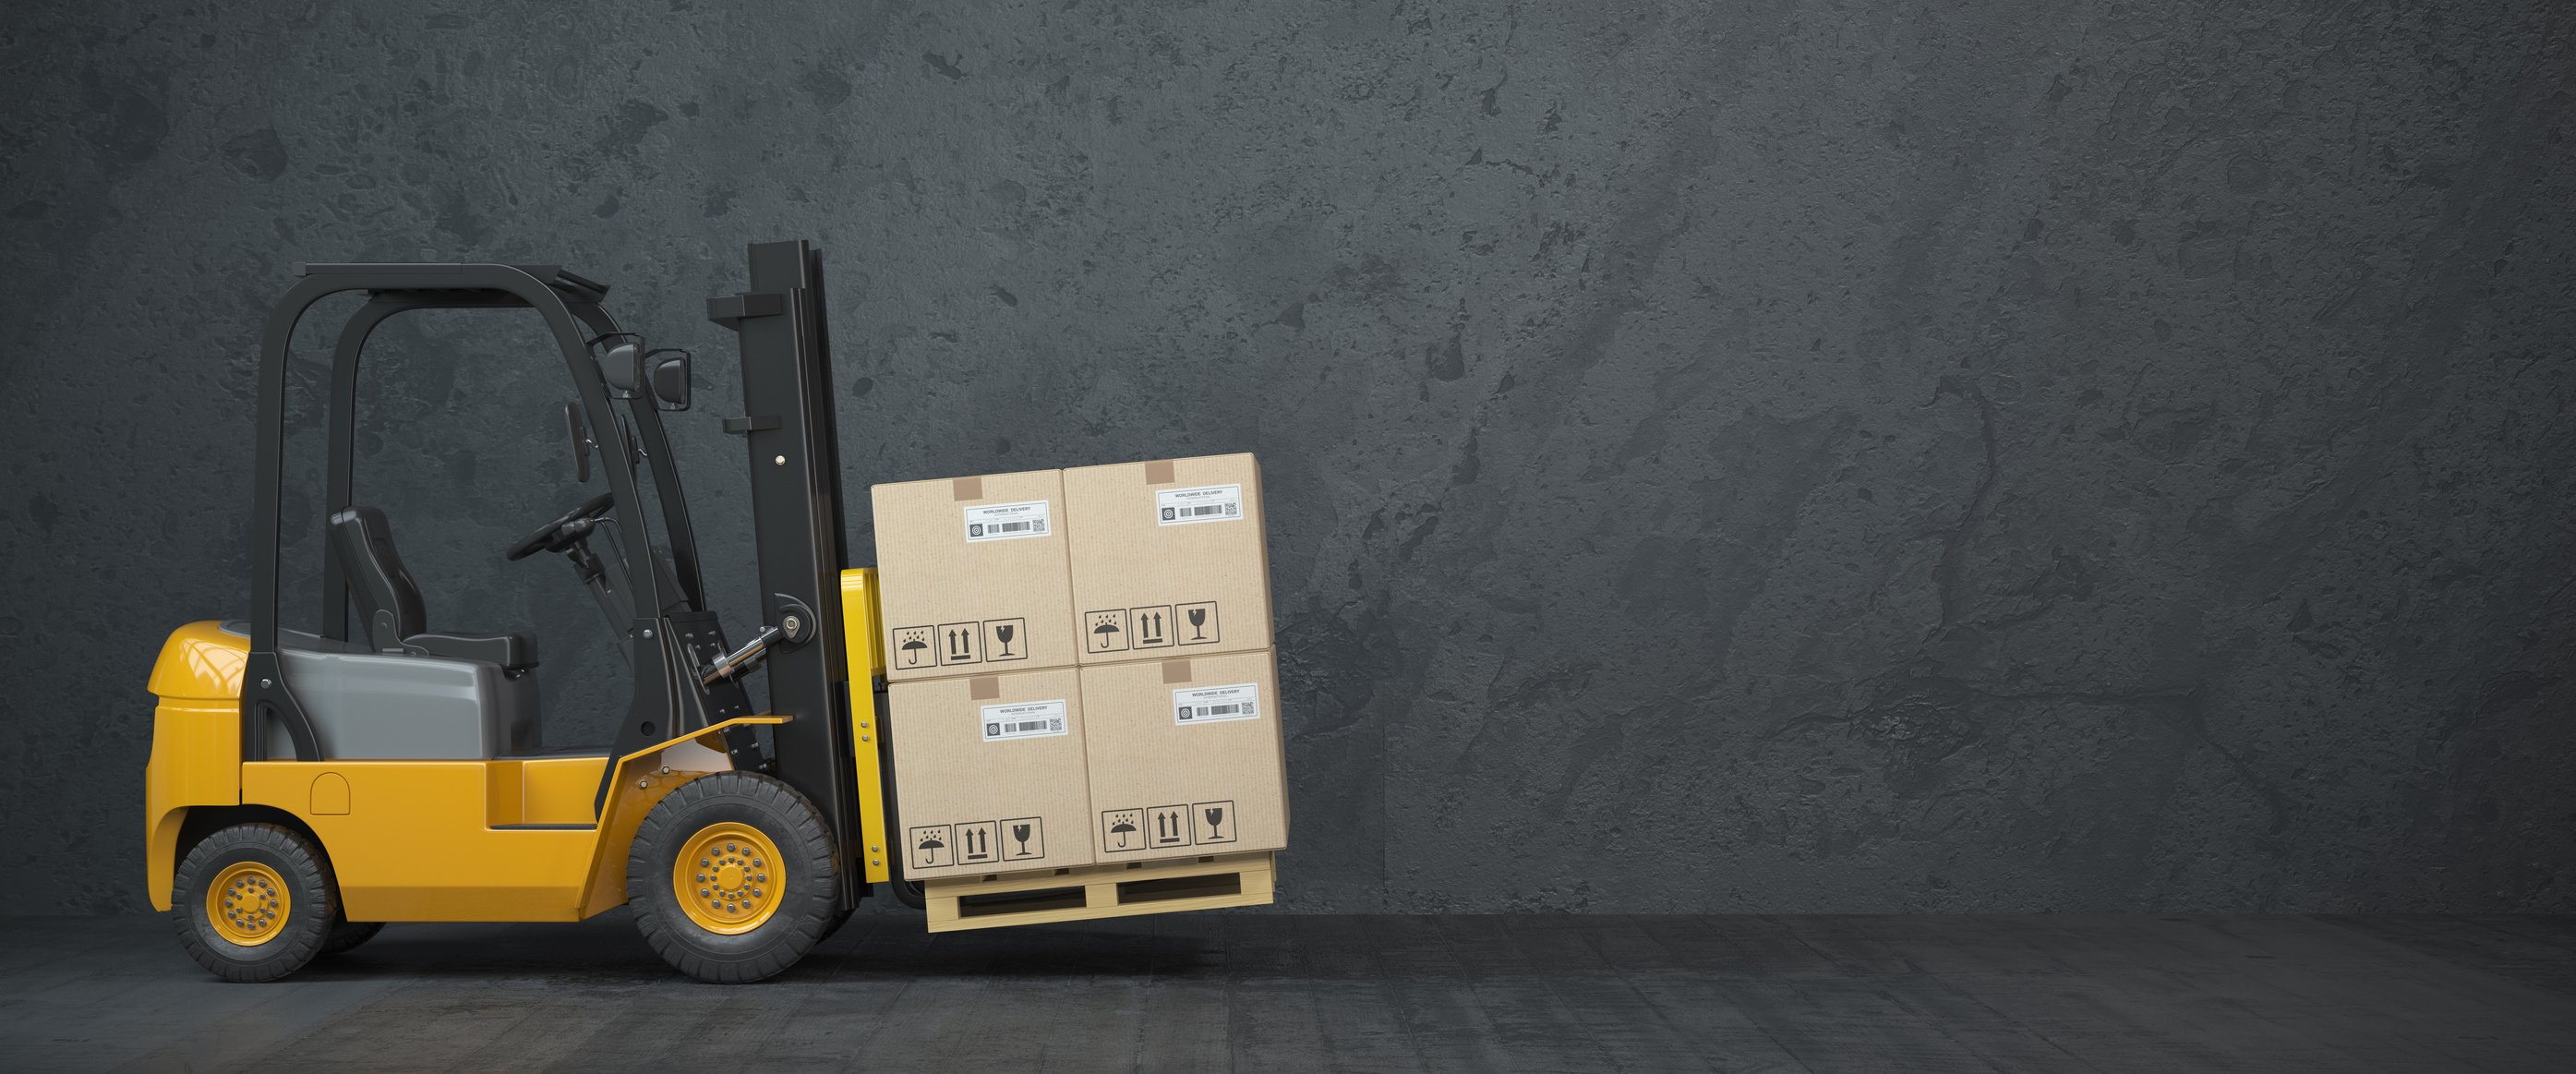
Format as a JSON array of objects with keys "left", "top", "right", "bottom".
[{"left": 872, "top": 454, "right": 1283, "bottom": 901}]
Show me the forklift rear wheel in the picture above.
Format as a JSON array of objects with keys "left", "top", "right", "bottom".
[
  {"left": 628, "top": 771, "right": 838, "bottom": 983},
  {"left": 324, "top": 918, "right": 386, "bottom": 955},
  {"left": 171, "top": 823, "right": 335, "bottom": 983}
]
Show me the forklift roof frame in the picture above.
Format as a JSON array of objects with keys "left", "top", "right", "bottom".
[{"left": 240, "top": 262, "right": 685, "bottom": 762}]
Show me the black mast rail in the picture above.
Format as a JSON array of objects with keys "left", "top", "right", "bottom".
[{"left": 710, "top": 240, "right": 865, "bottom": 910}]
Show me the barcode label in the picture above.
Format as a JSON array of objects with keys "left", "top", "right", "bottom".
[
  {"left": 981, "top": 699, "right": 1069, "bottom": 742},
  {"left": 1156, "top": 484, "right": 1245, "bottom": 526},
  {"left": 963, "top": 500, "right": 1052, "bottom": 543},
  {"left": 1173, "top": 682, "right": 1260, "bottom": 725}
]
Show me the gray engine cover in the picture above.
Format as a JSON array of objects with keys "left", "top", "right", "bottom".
[{"left": 272, "top": 646, "right": 541, "bottom": 760}]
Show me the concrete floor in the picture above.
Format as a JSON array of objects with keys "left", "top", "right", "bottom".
[{"left": 3, "top": 913, "right": 2570, "bottom": 1071}]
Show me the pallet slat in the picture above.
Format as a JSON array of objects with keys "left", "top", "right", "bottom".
[{"left": 923, "top": 851, "right": 1275, "bottom": 932}]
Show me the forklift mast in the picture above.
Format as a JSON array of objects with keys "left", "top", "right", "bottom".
[{"left": 704, "top": 240, "right": 866, "bottom": 908}]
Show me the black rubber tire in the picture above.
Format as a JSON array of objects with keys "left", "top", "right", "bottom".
[
  {"left": 171, "top": 823, "right": 335, "bottom": 983},
  {"left": 324, "top": 919, "right": 385, "bottom": 955},
  {"left": 627, "top": 772, "right": 839, "bottom": 983}
]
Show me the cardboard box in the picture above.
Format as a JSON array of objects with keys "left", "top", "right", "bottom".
[
  {"left": 1079, "top": 648, "right": 1287, "bottom": 863},
  {"left": 1063, "top": 454, "right": 1272, "bottom": 664},
  {"left": 872, "top": 469, "right": 1077, "bottom": 681},
  {"left": 887, "top": 668, "right": 1096, "bottom": 880}
]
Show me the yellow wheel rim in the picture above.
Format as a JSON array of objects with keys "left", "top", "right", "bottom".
[
  {"left": 673, "top": 823, "right": 784, "bottom": 935},
  {"left": 206, "top": 862, "right": 290, "bottom": 946}
]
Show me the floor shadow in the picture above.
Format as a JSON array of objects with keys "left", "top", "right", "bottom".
[{"left": 273, "top": 910, "right": 1220, "bottom": 984}]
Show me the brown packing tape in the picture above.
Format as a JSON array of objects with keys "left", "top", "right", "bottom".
[
  {"left": 951, "top": 477, "right": 983, "bottom": 501},
  {"left": 1143, "top": 460, "right": 1174, "bottom": 484},
  {"left": 969, "top": 676, "right": 1001, "bottom": 700},
  {"left": 1161, "top": 658, "right": 1192, "bottom": 683}
]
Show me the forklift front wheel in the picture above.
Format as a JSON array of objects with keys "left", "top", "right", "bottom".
[
  {"left": 627, "top": 771, "right": 838, "bottom": 983},
  {"left": 170, "top": 823, "right": 336, "bottom": 983}
]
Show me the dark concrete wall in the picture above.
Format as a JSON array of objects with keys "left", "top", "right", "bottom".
[{"left": 3, "top": 1, "right": 2569, "bottom": 914}]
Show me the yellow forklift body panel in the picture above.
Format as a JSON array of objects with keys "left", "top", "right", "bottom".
[
  {"left": 241, "top": 761, "right": 599, "bottom": 921},
  {"left": 140, "top": 613, "right": 805, "bottom": 920},
  {"left": 211, "top": 716, "right": 791, "bottom": 922},
  {"left": 144, "top": 700, "right": 241, "bottom": 911},
  {"left": 144, "top": 621, "right": 251, "bottom": 911},
  {"left": 484, "top": 755, "right": 613, "bottom": 827},
  {"left": 149, "top": 620, "right": 248, "bottom": 698},
  {"left": 839, "top": 568, "right": 892, "bottom": 884}
]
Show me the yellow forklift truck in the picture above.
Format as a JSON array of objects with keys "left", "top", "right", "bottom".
[{"left": 147, "top": 242, "right": 947, "bottom": 982}]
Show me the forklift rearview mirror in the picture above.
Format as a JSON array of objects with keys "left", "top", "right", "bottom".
[
  {"left": 591, "top": 333, "right": 644, "bottom": 400},
  {"left": 563, "top": 401, "right": 593, "bottom": 483},
  {"left": 646, "top": 349, "right": 692, "bottom": 412}
]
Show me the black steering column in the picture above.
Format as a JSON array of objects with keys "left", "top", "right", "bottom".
[{"left": 508, "top": 490, "right": 636, "bottom": 660}]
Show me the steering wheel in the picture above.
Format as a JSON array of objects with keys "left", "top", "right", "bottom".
[{"left": 506, "top": 491, "right": 617, "bottom": 561}]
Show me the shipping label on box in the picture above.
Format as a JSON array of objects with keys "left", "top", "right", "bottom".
[
  {"left": 1155, "top": 483, "right": 1244, "bottom": 525},
  {"left": 1065, "top": 454, "right": 1272, "bottom": 665},
  {"left": 1080, "top": 649, "right": 1287, "bottom": 861},
  {"left": 962, "top": 500, "right": 1052, "bottom": 542},
  {"left": 873, "top": 469, "right": 1078, "bottom": 681},
  {"left": 1172, "top": 681, "right": 1261, "bottom": 724},
  {"left": 888, "top": 669, "right": 1096, "bottom": 879}
]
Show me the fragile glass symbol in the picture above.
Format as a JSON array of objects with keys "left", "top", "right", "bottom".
[
  {"left": 1187, "top": 608, "right": 1208, "bottom": 640},
  {"left": 1203, "top": 805, "right": 1224, "bottom": 839},
  {"left": 995, "top": 623, "right": 1017, "bottom": 657},
  {"left": 1012, "top": 824, "right": 1032, "bottom": 854}
]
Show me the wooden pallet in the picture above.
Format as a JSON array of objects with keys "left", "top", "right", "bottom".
[{"left": 922, "top": 851, "right": 1275, "bottom": 933}]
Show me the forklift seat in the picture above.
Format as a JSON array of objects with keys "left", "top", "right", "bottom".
[{"left": 331, "top": 506, "right": 539, "bottom": 674}]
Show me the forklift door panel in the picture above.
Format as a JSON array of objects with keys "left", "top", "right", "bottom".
[{"left": 242, "top": 761, "right": 595, "bottom": 922}]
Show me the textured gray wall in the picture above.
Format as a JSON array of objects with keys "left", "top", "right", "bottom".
[{"left": 2, "top": 1, "right": 2570, "bottom": 915}]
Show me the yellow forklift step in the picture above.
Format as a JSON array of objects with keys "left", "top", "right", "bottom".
[{"left": 922, "top": 851, "right": 1274, "bottom": 933}]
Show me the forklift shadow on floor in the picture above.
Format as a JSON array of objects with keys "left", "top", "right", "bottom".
[{"left": 251, "top": 912, "right": 1222, "bottom": 984}]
